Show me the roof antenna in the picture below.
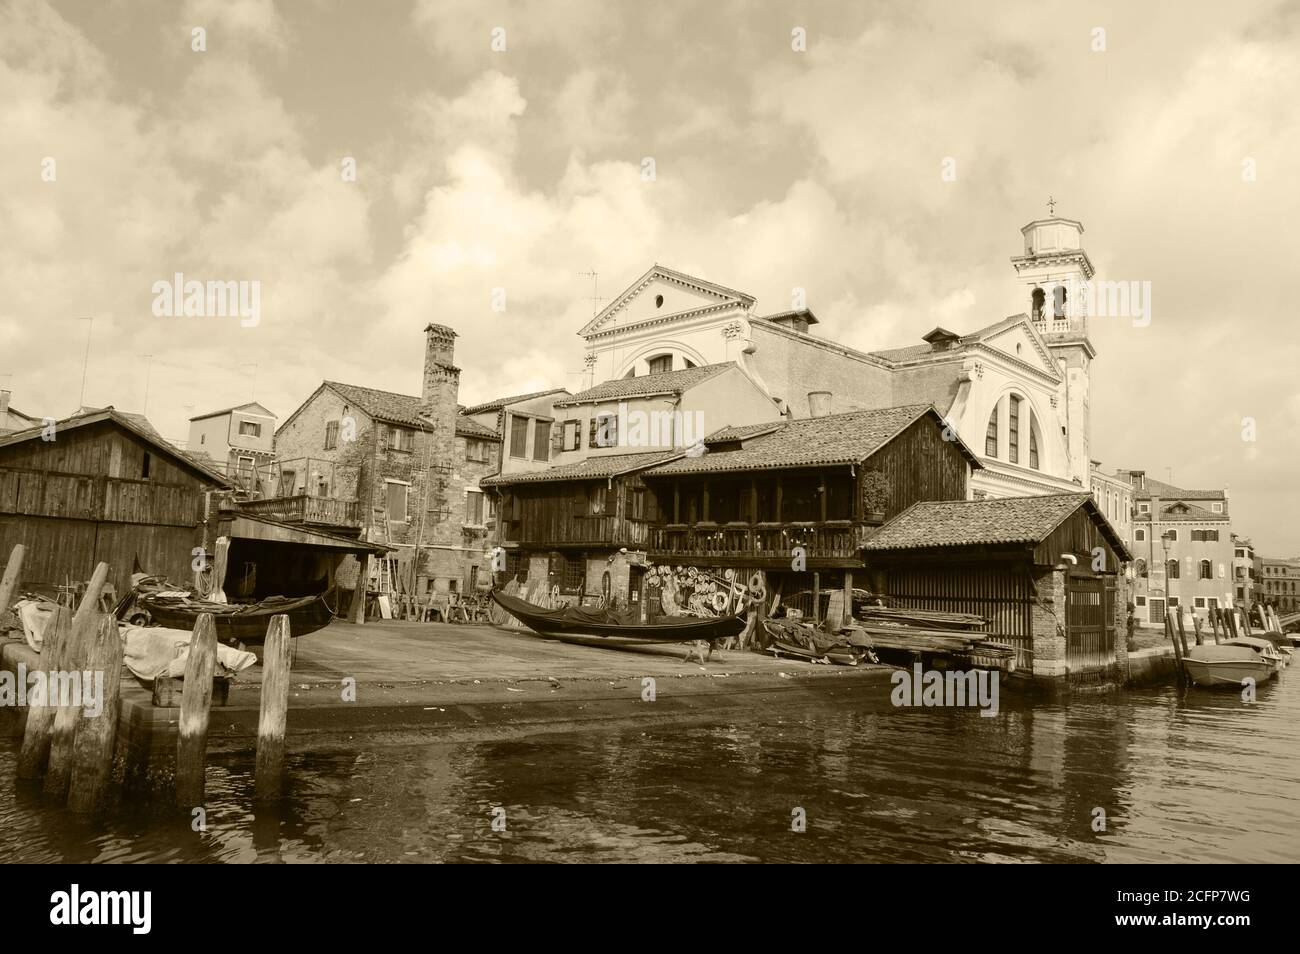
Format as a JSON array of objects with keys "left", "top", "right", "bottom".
[{"left": 78, "top": 316, "right": 94, "bottom": 409}]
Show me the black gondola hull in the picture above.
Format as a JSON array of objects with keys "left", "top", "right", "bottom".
[{"left": 491, "top": 589, "right": 745, "bottom": 644}]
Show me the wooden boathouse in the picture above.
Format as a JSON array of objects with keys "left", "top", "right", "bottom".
[
  {"left": 861, "top": 493, "right": 1133, "bottom": 685},
  {"left": 0, "top": 408, "right": 230, "bottom": 599}
]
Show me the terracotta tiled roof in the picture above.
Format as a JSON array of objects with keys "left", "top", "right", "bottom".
[
  {"left": 759, "top": 308, "right": 820, "bottom": 326},
  {"left": 868, "top": 315, "right": 1028, "bottom": 363},
  {"left": 480, "top": 450, "right": 681, "bottom": 487},
  {"left": 703, "top": 421, "right": 784, "bottom": 445},
  {"left": 1121, "top": 472, "right": 1225, "bottom": 501},
  {"left": 455, "top": 414, "right": 500, "bottom": 441},
  {"left": 558, "top": 364, "right": 733, "bottom": 405},
  {"left": 461, "top": 389, "right": 569, "bottom": 415},
  {"left": 863, "top": 492, "right": 1122, "bottom": 552},
  {"left": 323, "top": 381, "right": 428, "bottom": 427},
  {"left": 645, "top": 404, "right": 975, "bottom": 475}
]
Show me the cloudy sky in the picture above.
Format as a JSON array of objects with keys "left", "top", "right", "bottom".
[{"left": 3, "top": 0, "right": 1298, "bottom": 551}]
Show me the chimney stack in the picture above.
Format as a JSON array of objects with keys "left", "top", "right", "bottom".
[
  {"left": 0, "top": 389, "right": 10, "bottom": 422},
  {"left": 421, "top": 324, "right": 460, "bottom": 414},
  {"left": 808, "top": 391, "right": 832, "bottom": 418}
]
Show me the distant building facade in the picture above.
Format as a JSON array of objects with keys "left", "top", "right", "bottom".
[
  {"left": 1120, "top": 470, "right": 1234, "bottom": 623},
  {"left": 1256, "top": 556, "right": 1300, "bottom": 614},
  {"left": 186, "top": 401, "right": 276, "bottom": 493}
]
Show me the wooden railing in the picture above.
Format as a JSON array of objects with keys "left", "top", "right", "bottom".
[
  {"left": 239, "top": 494, "right": 361, "bottom": 528},
  {"left": 501, "top": 514, "right": 650, "bottom": 547},
  {"left": 648, "top": 521, "right": 868, "bottom": 560}
]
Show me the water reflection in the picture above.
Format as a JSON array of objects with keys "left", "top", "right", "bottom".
[{"left": 1, "top": 674, "right": 1296, "bottom": 863}]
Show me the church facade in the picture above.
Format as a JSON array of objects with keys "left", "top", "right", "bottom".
[{"left": 573, "top": 214, "right": 1101, "bottom": 500}]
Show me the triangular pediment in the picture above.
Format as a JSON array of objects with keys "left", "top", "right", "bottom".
[
  {"left": 973, "top": 316, "right": 1060, "bottom": 379},
  {"left": 579, "top": 265, "right": 754, "bottom": 338}
]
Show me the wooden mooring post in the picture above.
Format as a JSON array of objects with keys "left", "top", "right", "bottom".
[
  {"left": 255, "top": 614, "right": 292, "bottom": 802},
  {"left": 175, "top": 614, "right": 218, "bottom": 809},
  {"left": 0, "top": 543, "right": 26, "bottom": 613},
  {"left": 67, "top": 614, "right": 123, "bottom": 813},
  {"left": 1166, "top": 609, "right": 1186, "bottom": 687},
  {"left": 43, "top": 562, "right": 109, "bottom": 797},
  {"left": 16, "top": 604, "right": 73, "bottom": 779}
]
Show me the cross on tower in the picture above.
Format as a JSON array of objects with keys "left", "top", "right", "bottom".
[{"left": 1047, "top": 195, "right": 1057, "bottom": 216}]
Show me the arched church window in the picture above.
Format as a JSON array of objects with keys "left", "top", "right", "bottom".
[
  {"left": 1167, "top": 560, "right": 1180, "bottom": 580},
  {"left": 647, "top": 354, "right": 672, "bottom": 375},
  {"left": 985, "top": 404, "right": 999, "bottom": 457},
  {"left": 1031, "top": 287, "right": 1046, "bottom": 321},
  {"left": 1008, "top": 395, "right": 1022, "bottom": 464},
  {"left": 684, "top": 359, "right": 697, "bottom": 369},
  {"left": 1029, "top": 424, "right": 1040, "bottom": 470},
  {"left": 1199, "top": 560, "right": 1212, "bottom": 580},
  {"left": 1052, "top": 284, "right": 1068, "bottom": 318}
]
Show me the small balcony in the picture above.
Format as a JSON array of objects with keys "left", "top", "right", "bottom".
[{"left": 238, "top": 494, "right": 362, "bottom": 531}]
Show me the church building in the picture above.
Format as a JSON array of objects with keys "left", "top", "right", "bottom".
[{"left": 573, "top": 213, "right": 1101, "bottom": 500}]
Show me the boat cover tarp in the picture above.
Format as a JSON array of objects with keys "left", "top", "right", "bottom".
[{"left": 120, "top": 624, "right": 257, "bottom": 682}]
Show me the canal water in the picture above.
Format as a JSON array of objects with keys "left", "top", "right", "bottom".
[{"left": 2, "top": 673, "right": 1297, "bottom": 863}]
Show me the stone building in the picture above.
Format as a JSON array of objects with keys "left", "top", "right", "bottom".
[
  {"left": 272, "top": 324, "right": 501, "bottom": 597},
  {"left": 1256, "top": 555, "right": 1300, "bottom": 615}
]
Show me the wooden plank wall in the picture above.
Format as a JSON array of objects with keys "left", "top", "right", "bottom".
[
  {"left": 861, "top": 416, "right": 970, "bottom": 520},
  {"left": 1033, "top": 507, "right": 1122, "bottom": 572}
]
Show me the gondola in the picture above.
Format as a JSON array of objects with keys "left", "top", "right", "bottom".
[{"left": 490, "top": 589, "right": 745, "bottom": 646}]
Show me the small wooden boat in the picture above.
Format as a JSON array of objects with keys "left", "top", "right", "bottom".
[
  {"left": 1182, "top": 644, "right": 1277, "bottom": 688},
  {"left": 490, "top": 589, "right": 745, "bottom": 646},
  {"left": 124, "top": 590, "right": 337, "bottom": 645}
]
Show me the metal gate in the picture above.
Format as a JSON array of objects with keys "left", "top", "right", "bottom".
[{"left": 1065, "top": 575, "right": 1116, "bottom": 674}]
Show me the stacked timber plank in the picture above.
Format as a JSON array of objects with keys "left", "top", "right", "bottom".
[{"left": 856, "top": 605, "right": 1016, "bottom": 665}]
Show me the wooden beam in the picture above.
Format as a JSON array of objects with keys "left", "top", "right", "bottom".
[
  {"left": 353, "top": 553, "right": 371, "bottom": 624},
  {"left": 775, "top": 476, "right": 783, "bottom": 523},
  {"left": 812, "top": 571, "right": 821, "bottom": 626},
  {"left": 843, "top": 570, "right": 854, "bottom": 627},
  {"left": 0, "top": 544, "right": 26, "bottom": 614},
  {"left": 701, "top": 481, "right": 710, "bottom": 523}
]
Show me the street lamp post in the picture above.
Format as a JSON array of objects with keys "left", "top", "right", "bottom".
[{"left": 1161, "top": 530, "right": 1175, "bottom": 626}]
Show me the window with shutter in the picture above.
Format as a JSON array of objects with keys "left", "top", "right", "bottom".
[
  {"left": 533, "top": 420, "right": 551, "bottom": 461},
  {"left": 325, "top": 420, "right": 339, "bottom": 450},
  {"left": 509, "top": 415, "right": 528, "bottom": 458}
]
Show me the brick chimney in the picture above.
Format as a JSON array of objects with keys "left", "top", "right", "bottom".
[
  {"left": 0, "top": 389, "right": 10, "bottom": 422},
  {"left": 421, "top": 324, "right": 460, "bottom": 416}
]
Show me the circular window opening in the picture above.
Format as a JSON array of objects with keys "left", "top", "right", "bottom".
[{"left": 655, "top": 294, "right": 664, "bottom": 308}]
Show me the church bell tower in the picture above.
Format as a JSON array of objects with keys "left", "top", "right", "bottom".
[{"left": 1010, "top": 202, "right": 1097, "bottom": 490}]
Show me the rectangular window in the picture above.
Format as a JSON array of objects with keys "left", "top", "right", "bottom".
[
  {"left": 562, "top": 420, "right": 581, "bottom": 451},
  {"left": 1211, "top": 502, "right": 1223, "bottom": 513},
  {"left": 466, "top": 490, "right": 485, "bottom": 525},
  {"left": 1166, "top": 529, "right": 1178, "bottom": 542},
  {"left": 386, "top": 481, "right": 409, "bottom": 522},
  {"left": 325, "top": 420, "right": 339, "bottom": 450},
  {"left": 389, "top": 426, "right": 414, "bottom": 452},
  {"left": 1194, "top": 597, "right": 1206, "bottom": 608},
  {"left": 1136, "top": 596, "right": 1147, "bottom": 607},
  {"left": 1206, "top": 529, "right": 1219, "bottom": 542},
  {"left": 1135, "top": 528, "right": 1146, "bottom": 542},
  {"left": 588, "top": 484, "right": 606, "bottom": 515},
  {"left": 509, "top": 415, "right": 529, "bottom": 458},
  {"left": 466, "top": 438, "right": 491, "bottom": 463},
  {"left": 1148, "top": 598, "right": 1165, "bottom": 623},
  {"left": 1008, "top": 396, "right": 1021, "bottom": 464},
  {"left": 280, "top": 469, "right": 296, "bottom": 494},
  {"left": 562, "top": 554, "right": 584, "bottom": 591},
  {"left": 1208, "top": 597, "right": 1219, "bottom": 608},
  {"left": 533, "top": 420, "right": 551, "bottom": 461},
  {"left": 1168, "top": 596, "right": 1180, "bottom": 607},
  {"left": 985, "top": 405, "right": 998, "bottom": 457},
  {"left": 238, "top": 420, "right": 261, "bottom": 437},
  {"left": 648, "top": 354, "right": 672, "bottom": 374},
  {"left": 1138, "top": 502, "right": 1150, "bottom": 513},
  {"left": 632, "top": 487, "right": 646, "bottom": 521}
]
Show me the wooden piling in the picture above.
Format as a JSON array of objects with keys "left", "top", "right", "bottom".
[
  {"left": 0, "top": 543, "right": 26, "bottom": 614},
  {"left": 175, "top": 613, "right": 218, "bottom": 809},
  {"left": 43, "top": 562, "right": 109, "bottom": 797},
  {"left": 353, "top": 554, "right": 371, "bottom": 624},
  {"left": 812, "top": 572, "right": 821, "bottom": 626},
  {"left": 67, "top": 615, "right": 123, "bottom": 813},
  {"left": 16, "top": 604, "right": 73, "bottom": 779},
  {"left": 842, "top": 571, "right": 854, "bottom": 628},
  {"left": 1175, "top": 609, "right": 1190, "bottom": 657},
  {"left": 255, "top": 614, "right": 292, "bottom": 802},
  {"left": 1166, "top": 610, "right": 1186, "bottom": 687}
]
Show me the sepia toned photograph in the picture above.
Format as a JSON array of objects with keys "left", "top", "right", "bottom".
[{"left": 0, "top": 0, "right": 1294, "bottom": 897}]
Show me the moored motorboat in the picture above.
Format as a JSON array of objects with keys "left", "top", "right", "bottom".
[
  {"left": 1224, "top": 635, "right": 1287, "bottom": 672},
  {"left": 1182, "top": 644, "right": 1277, "bottom": 688},
  {"left": 490, "top": 589, "right": 745, "bottom": 646}
]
